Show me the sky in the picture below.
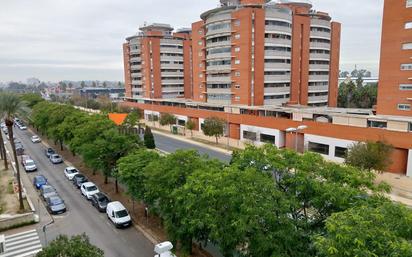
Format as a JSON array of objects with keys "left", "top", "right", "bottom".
[{"left": 0, "top": 0, "right": 384, "bottom": 82}]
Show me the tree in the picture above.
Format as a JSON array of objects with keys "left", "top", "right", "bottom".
[
  {"left": 345, "top": 141, "right": 393, "bottom": 172},
  {"left": 144, "top": 126, "right": 155, "bottom": 149},
  {"left": 20, "top": 93, "right": 44, "bottom": 108},
  {"left": 185, "top": 119, "right": 196, "bottom": 137},
  {"left": 159, "top": 113, "right": 176, "bottom": 131},
  {"left": 202, "top": 116, "right": 225, "bottom": 144},
  {"left": 80, "top": 81, "right": 86, "bottom": 88},
  {"left": 123, "top": 109, "right": 142, "bottom": 133},
  {"left": 0, "top": 125, "right": 7, "bottom": 170},
  {"left": 315, "top": 201, "right": 412, "bottom": 257},
  {"left": 117, "top": 149, "right": 160, "bottom": 201},
  {"left": 0, "top": 93, "right": 27, "bottom": 210},
  {"left": 36, "top": 234, "right": 103, "bottom": 257}
]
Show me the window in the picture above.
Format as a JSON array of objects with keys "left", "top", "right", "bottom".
[
  {"left": 407, "top": 0, "right": 412, "bottom": 7},
  {"left": 308, "top": 142, "right": 329, "bottom": 155},
  {"left": 234, "top": 96, "right": 240, "bottom": 101},
  {"left": 234, "top": 19, "right": 240, "bottom": 26},
  {"left": 199, "top": 73, "right": 203, "bottom": 78},
  {"left": 198, "top": 29, "right": 203, "bottom": 35},
  {"left": 235, "top": 47, "right": 240, "bottom": 52},
  {"left": 235, "top": 59, "right": 240, "bottom": 65},
  {"left": 235, "top": 71, "right": 240, "bottom": 77},
  {"left": 260, "top": 134, "right": 276, "bottom": 144},
  {"left": 400, "top": 84, "right": 412, "bottom": 90},
  {"left": 409, "top": 122, "right": 412, "bottom": 132},
  {"left": 334, "top": 147, "right": 347, "bottom": 158},
  {"left": 402, "top": 43, "right": 412, "bottom": 50},
  {"left": 367, "top": 120, "right": 387, "bottom": 128},
  {"left": 234, "top": 84, "right": 240, "bottom": 89},
  {"left": 198, "top": 41, "right": 203, "bottom": 46},
  {"left": 243, "top": 131, "right": 257, "bottom": 141},
  {"left": 234, "top": 34, "right": 240, "bottom": 39},
  {"left": 398, "top": 104, "right": 411, "bottom": 111},
  {"left": 198, "top": 52, "right": 203, "bottom": 57},
  {"left": 406, "top": 22, "right": 412, "bottom": 29},
  {"left": 401, "top": 64, "right": 412, "bottom": 70}
]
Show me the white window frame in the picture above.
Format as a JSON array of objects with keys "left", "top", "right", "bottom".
[
  {"left": 400, "top": 84, "right": 412, "bottom": 90},
  {"left": 398, "top": 104, "right": 411, "bottom": 111},
  {"left": 405, "top": 22, "right": 412, "bottom": 29},
  {"left": 407, "top": 0, "right": 412, "bottom": 8},
  {"left": 402, "top": 43, "right": 412, "bottom": 50},
  {"left": 401, "top": 63, "right": 412, "bottom": 70},
  {"left": 235, "top": 59, "right": 240, "bottom": 65}
]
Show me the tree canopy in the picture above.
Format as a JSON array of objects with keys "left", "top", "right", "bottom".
[
  {"left": 36, "top": 234, "right": 103, "bottom": 257},
  {"left": 202, "top": 116, "right": 225, "bottom": 143},
  {"left": 345, "top": 141, "right": 393, "bottom": 172}
]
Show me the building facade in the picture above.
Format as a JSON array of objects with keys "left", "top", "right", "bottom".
[
  {"left": 377, "top": 0, "right": 412, "bottom": 116},
  {"left": 123, "top": 23, "right": 192, "bottom": 100},
  {"left": 192, "top": 0, "right": 340, "bottom": 107}
]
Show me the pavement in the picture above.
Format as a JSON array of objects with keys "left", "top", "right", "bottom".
[{"left": 4, "top": 128, "right": 154, "bottom": 257}]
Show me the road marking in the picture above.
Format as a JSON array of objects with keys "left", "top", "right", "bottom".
[{"left": 3, "top": 229, "right": 42, "bottom": 257}]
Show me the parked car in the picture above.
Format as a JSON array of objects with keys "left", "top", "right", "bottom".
[
  {"left": 80, "top": 182, "right": 99, "bottom": 199},
  {"left": 106, "top": 201, "right": 132, "bottom": 228},
  {"left": 72, "top": 174, "right": 88, "bottom": 189},
  {"left": 15, "top": 143, "right": 24, "bottom": 156},
  {"left": 64, "top": 167, "right": 79, "bottom": 180},
  {"left": 90, "top": 192, "right": 111, "bottom": 212},
  {"left": 31, "top": 135, "right": 41, "bottom": 143},
  {"left": 0, "top": 122, "right": 5, "bottom": 129},
  {"left": 45, "top": 148, "right": 55, "bottom": 158},
  {"left": 20, "top": 155, "right": 31, "bottom": 165},
  {"left": 46, "top": 195, "right": 66, "bottom": 215},
  {"left": 33, "top": 175, "right": 47, "bottom": 189},
  {"left": 49, "top": 154, "right": 63, "bottom": 164},
  {"left": 40, "top": 185, "right": 58, "bottom": 200},
  {"left": 23, "top": 159, "right": 37, "bottom": 172},
  {"left": 19, "top": 124, "right": 27, "bottom": 130}
]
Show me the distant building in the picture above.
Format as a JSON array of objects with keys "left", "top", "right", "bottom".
[
  {"left": 377, "top": 0, "right": 412, "bottom": 116},
  {"left": 338, "top": 77, "right": 378, "bottom": 86},
  {"left": 78, "top": 87, "right": 125, "bottom": 99}
]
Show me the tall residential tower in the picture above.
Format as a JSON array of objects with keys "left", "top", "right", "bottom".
[
  {"left": 192, "top": 0, "right": 341, "bottom": 106},
  {"left": 377, "top": 0, "right": 412, "bottom": 116}
]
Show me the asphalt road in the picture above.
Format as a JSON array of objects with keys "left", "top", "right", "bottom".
[
  {"left": 10, "top": 128, "right": 154, "bottom": 257},
  {"left": 152, "top": 132, "right": 232, "bottom": 162}
]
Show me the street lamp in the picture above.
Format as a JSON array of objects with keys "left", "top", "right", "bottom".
[{"left": 286, "top": 125, "right": 308, "bottom": 152}]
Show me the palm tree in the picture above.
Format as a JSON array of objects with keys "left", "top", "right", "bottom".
[
  {"left": 0, "top": 125, "right": 8, "bottom": 170},
  {"left": 0, "top": 93, "right": 27, "bottom": 210}
]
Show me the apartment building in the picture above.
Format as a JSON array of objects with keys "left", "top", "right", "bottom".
[
  {"left": 192, "top": 0, "right": 340, "bottom": 107},
  {"left": 123, "top": 23, "right": 192, "bottom": 100},
  {"left": 377, "top": 0, "right": 412, "bottom": 116}
]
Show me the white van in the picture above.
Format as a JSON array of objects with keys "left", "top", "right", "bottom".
[
  {"left": 154, "top": 241, "right": 177, "bottom": 257},
  {"left": 106, "top": 201, "right": 132, "bottom": 228}
]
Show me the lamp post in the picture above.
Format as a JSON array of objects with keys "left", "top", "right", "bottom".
[{"left": 286, "top": 125, "right": 308, "bottom": 152}]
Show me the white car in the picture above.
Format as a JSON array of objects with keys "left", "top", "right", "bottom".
[
  {"left": 80, "top": 182, "right": 99, "bottom": 200},
  {"left": 19, "top": 125, "right": 27, "bottom": 130},
  {"left": 106, "top": 201, "right": 132, "bottom": 228},
  {"left": 31, "top": 135, "right": 41, "bottom": 143},
  {"left": 23, "top": 159, "right": 37, "bottom": 172},
  {"left": 64, "top": 167, "right": 79, "bottom": 180}
]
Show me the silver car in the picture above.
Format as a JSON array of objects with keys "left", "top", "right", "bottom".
[
  {"left": 46, "top": 195, "right": 66, "bottom": 215},
  {"left": 49, "top": 154, "right": 63, "bottom": 164},
  {"left": 40, "top": 185, "right": 57, "bottom": 200}
]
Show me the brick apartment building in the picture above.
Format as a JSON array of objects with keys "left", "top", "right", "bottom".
[
  {"left": 122, "top": 0, "right": 412, "bottom": 176},
  {"left": 123, "top": 23, "right": 192, "bottom": 100},
  {"left": 377, "top": 0, "right": 412, "bottom": 116}
]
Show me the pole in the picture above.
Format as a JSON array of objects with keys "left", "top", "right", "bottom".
[{"left": 295, "top": 131, "right": 298, "bottom": 152}]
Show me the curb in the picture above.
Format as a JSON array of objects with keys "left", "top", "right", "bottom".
[{"left": 132, "top": 221, "right": 160, "bottom": 245}]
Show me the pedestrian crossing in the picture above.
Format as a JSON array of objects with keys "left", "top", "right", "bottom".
[{"left": 1, "top": 229, "right": 42, "bottom": 257}]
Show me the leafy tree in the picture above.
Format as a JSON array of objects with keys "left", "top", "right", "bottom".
[
  {"left": 0, "top": 93, "right": 27, "bottom": 210},
  {"left": 20, "top": 93, "right": 44, "bottom": 108},
  {"left": 338, "top": 81, "right": 377, "bottom": 108},
  {"left": 32, "top": 101, "right": 56, "bottom": 133},
  {"left": 144, "top": 126, "right": 155, "bottom": 149},
  {"left": 345, "top": 141, "right": 393, "bottom": 172},
  {"left": 185, "top": 119, "right": 196, "bottom": 137},
  {"left": 202, "top": 117, "right": 225, "bottom": 143},
  {"left": 47, "top": 105, "right": 76, "bottom": 150},
  {"left": 123, "top": 109, "right": 142, "bottom": 132},
  {"left": 159, "top": 113, "right": 176, "bottom": 131},
  {"left": 80, "top": 81, "right": 86, "bottom": 88},
  {"left": 117, "top": 149, "right": 160, "bottom": 201},
  {"left": 315, "top": 201, "right": 412, "bottom": 257},
  {"left": 56, "top": 111, "right": 89, "bottom": 155},
  {"left": 36, "top": 234, "right": 103, "bottom": 257}
]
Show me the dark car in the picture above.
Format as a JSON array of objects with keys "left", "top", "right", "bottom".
[
  {"left": 72, "top": 174, "right": 88, "bottom": 189},
  {"left": 90, "top": 192, "right": 111, "bottom": 212},
  {"left": 46, "top": 195, "right": 66, "bottom": 215},
  {"left": 45, "top": 148, "right": 55, "bottom": 158},
  {"left": 33, "top": 175, "right": 47, "bottom": 189},
  {"left": 15, "top": 143, "right": 24, "bottom": 156},
  {"left": 40, "top": 185, "right": 58, "bottom": 200}
]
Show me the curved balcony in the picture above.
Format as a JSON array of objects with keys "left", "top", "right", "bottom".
[
  {"left": 309, "top": 75, "right": 330, "bottom": 82},
  {"left": 264, "top": 62, "right": 291, "bottom": 70},
  {"left": 310, "top": 53, "right": 330, "bottom": 60},
  {"left": 265, "top": 38, "right": 292, "bottom": 46},
  {"left": 310, "top": 31, "right": 331, "bottom": 39},
  {"left": 264, "top": 74, "right": 291, "bottom": 82},
  {"left": 309, "top": 64, "right": 330, "bottom": 71},
  {"left": 265, "top": 50, "right": 291, "bottom": 58},
  {"left": 310, "top": 42, "right": 331, "bottom": 50},
  {"left": 264, "top": 87, "right": 291, "bottom": 94},
  {"left": 311, "top": 19, "right": 331, "bottom": 29}
]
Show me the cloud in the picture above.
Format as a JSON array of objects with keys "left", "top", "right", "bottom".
[{"left": 0, "top": 0, "right": 384, "bottom": 81}]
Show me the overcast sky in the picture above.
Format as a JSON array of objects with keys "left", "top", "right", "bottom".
[{"left": 0, "top": 0, "right": 384, "bottom": 82}]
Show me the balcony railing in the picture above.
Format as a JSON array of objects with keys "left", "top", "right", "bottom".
[
  {"left": 265, "top": 38, "right": 292, "bottom": 46},
  {"left": 265, "top": 50, "right": 291, "bottom": 58},
  {"left": 309, "top": 75, "right": 330, "bottom": 82},
  {"left": 264, "top": 75, "right": 291, "bottom": 82},
  {"left": 265, "top": 62, "right": 291, "bottom": 70},
  {"left": 310, "top": 31, "right": 331, "bottom": 39},
  {"left": 310, "top": 42, "right": 331, "bottom": 50}
]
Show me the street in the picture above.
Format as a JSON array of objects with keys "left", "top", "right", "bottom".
[
  {"left": 152, "top": 132, "right": 232, "bottom": 162},
  {"left": 8, "top": 128, "right": 154, "bottom": 257}
]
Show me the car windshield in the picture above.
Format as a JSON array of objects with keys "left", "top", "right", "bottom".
[
  {"left": 52, "top": 155, "right": 60, "bottom": 158},
  {"left": 98, "top": 195, "right": 109, "bottom": 202},
  {"left": 86, "top": 186, "right": 97, "bottom": 191},
  {"left": 36, "top": 177, "right": 46, "bottom": 183},
  {"left": 67, "top": 169, "right": 77, "bottom": 174},
  {"left": 115, "top": 210, "right": 128, "bottom": 218},
  {"left": 26, "top": 160, "right": 35, "bottom": 166},
  {"left": 43, "top": 187, "right": 55, "bottom": 193},
  {"left": 48, "top": 149, "right": 55, "bottom": 153},
  {"left": 50, "top": 198, "right": 63, "bottom": 205}
]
